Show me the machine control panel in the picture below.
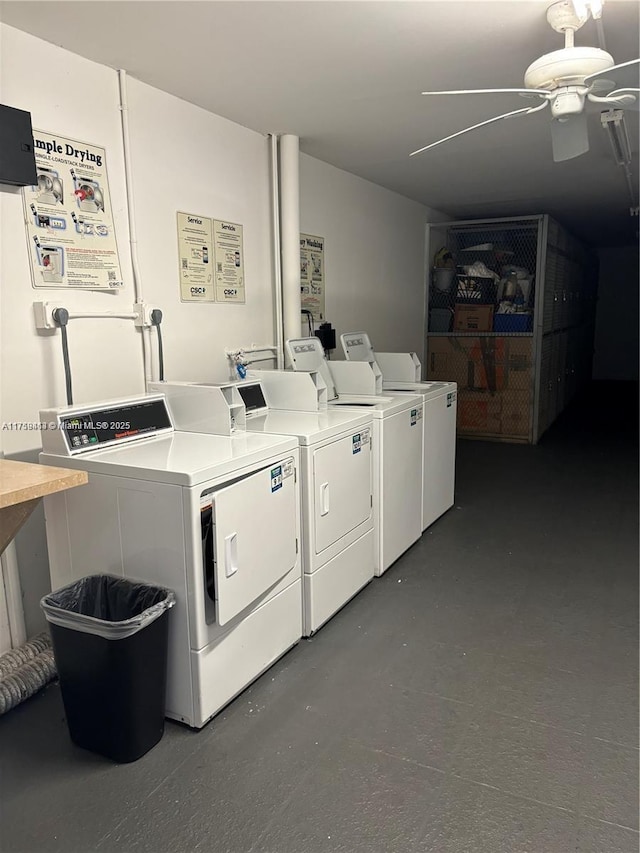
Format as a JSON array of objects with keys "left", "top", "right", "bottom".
[
  {"left": 59, "top": 397, "right": 172, "bottom": 453},
  {"left": 236, "top": 382, "right": 267, "bottom": 414}
]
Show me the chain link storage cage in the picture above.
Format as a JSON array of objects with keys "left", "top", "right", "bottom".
[{"left": 426, "top": 215, "right": 597, "bottom": 443}]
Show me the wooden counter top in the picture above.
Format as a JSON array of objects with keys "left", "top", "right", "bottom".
[
  {"left": 0, "top": 459, "right": 88, "bottom": 509},
  {"left": 0, "top": 460, "right": 88, "bottom": 555}
]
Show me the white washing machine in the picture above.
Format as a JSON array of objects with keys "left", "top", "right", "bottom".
[
  {"left": 39, "top": 393, "right": 303, "bottom": 729},
  {"left": 152, "top": 378, "right": 375, "bottom": 636},
  {"left": 285, "top": 337, "right": 424, "bottom": 576},
  {"left": 341, "top": 331, "right": 457, "bottom": 529}
]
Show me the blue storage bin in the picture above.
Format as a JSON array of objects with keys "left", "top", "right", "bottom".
[{"left": 493, "top": 313, "right": 532, "bottom": 333}]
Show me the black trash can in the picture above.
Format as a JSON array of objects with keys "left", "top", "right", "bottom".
[{"left": 41, "top": 574, "right": 175, "bottom": 763}]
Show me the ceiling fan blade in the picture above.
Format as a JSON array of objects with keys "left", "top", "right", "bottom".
[
  {"left": 585, "top": 58, "right": 640, "bottom": 88},
  {"left": 608, "top": 89, "right": 640, "bottom": 110},
  {"left": 421, "top": 88, "right": 550, "bottom": 97},
  {"left": 410, "top": 101, "right": 548, "bottom": 158},
  {"left": 550, "top": 113, "right": 590, "bottom": 162},
  {"left": 590, "top": 78, "right": 616, "bottom": 94}
]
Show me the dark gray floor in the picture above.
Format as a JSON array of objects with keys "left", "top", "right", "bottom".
[{"left": 1, "top": 381, "right": 638, "bottom": 853}]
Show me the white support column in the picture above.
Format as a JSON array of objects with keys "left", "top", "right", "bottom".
[{"left": 280, "top": 134, "right": 301, "bottom": 364}]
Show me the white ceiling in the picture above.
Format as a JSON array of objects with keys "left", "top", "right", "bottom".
[{"left": 2, "top": 0, "right": 639, "bottom": 246}]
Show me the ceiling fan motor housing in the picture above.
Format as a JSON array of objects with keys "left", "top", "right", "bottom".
[
  {"left": 550, "top": 87, "right": 586, "bottom": 117},
  {"left": 524, "top": 47, "right": 614, "bottom": 90}
]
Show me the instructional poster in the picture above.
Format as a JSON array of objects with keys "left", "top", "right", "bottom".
[
  {"left": 213, "top": 219, "right": 245, "bottom": 303},
  {"left": 177, "top": 212, "right": 214, "bottom": 302},
  {"left": 300, "top": 233, "right": 325, "bottom": 321},
  {"left": 23, "top": 130, "right": 123, "bottom": 290}
]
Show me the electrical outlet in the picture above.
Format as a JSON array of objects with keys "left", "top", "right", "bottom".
[
  {"left": 33, "top": 301, "right": 56, "bottom": 330},
  {"left": 133, "top": 302, "right": 153, "bottom": 328}
]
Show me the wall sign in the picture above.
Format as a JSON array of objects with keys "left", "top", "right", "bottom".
[
  {"left": 177, "top": 212, "right": 214, "bottom": 302},
  {"left": 177, "top": 214, "right": 245, "bottom": 303},
  {"left": 23, "top": 131, "right": 123, "bottom": 290},
  {"left": 300, "top": 233, "right": 325, "bottom": 321},
  {"left": 214, "top": 219, "right": 245, "bottom": 303}
]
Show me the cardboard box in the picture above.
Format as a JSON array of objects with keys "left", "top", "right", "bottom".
[
  {"left": 469, "top": 337, "right": 533, "bottom": 391},
  {"left": 456, "top": 385, "right": 533, "bottom": 438},
  {"left": 500, "top": 388, "right": 532, "bottom": 438},
  {"left": 505, "top": 338, "right": 532, "bottom": 382},
  {"left": 468, "top": 337, "right": 505, "bottom": 392},
  {"left": 427, "top": 337, "right": 473, "bottom": 389},
  {"left": 426, "top": 336, "right": 533, "bottom": 398},
  {"left": 453, "top": 304, "right": 494, "bottom": 332},
  {"left": 457, "top": 390, "right": 502, "bottom": 434}
]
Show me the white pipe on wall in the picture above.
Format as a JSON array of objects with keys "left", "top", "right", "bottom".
[
  {"left": 118, "top": 69, "right": 153, "bottom": 386},
  {"left": 279, "top": 134, "right": 301, "bottom": 364},
  {"left": 0, "top": 450, "right": 26, "bottom": 651},
  {"left": 65, "top": 311, "right": 138, "bottom": 321},
  {"left": 269, "top": 135, "right": 285, "bottom": 370},
  {"left": 1, "top": 544, "right": 26, "bottom": 649}
]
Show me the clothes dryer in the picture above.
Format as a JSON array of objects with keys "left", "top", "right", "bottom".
[
  {"left": 285, "top": 338, "right": 424, "bottom": 576},
  {"left": 341, "top": 331, "right": 457, "bottom": 529},
  {"left": 152, "top": 379, "right": 375, "bottom": 636},
  {"left": 39, "top": 394, "right": 302, "bottom": 729}
]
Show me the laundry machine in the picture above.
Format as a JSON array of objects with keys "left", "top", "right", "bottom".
[
  {"left": 285, "top": 337, "right": 424, "bottom": 576},
  {"left": 151, "top": 377, "right": 375, "bottom": 636},
  {"left": 39, "top": 393, "right": 302, "bottom": 729},
  {"left": 341, "top": 331, "right": 457, "bottom": 529}
]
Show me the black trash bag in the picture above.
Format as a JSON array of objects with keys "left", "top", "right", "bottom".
[
  {"left": 42, "top": 575, "right": 175, "bottom": 639},
  {"left": 41, "top": 574, "right": 175, "bottom": 762}
]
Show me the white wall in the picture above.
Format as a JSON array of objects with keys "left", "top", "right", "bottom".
[
  {"left": 0, "top": 27, "right": 276, "bottom": 456},
  {"left": 125, "top": 78, "right": 275, "bottom": 383},
  {"left": 1, "top": 25, "right": 142, "bottom": 635},
  {"left": 593, "top": 246, "right": 639, "bottom": 381},
  {"left": 1, "top": 24, "right": 447, "bottom": 635},
  {"left": 300, "top": 153, "right": 449, "bottom": 362},
  {"left": 0, "top": 24, "right": 276, "bottom": 633},
  {"left": 0, "top": 25, "right": 141, "bottom": 458}
]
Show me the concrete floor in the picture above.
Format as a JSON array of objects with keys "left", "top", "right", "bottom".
[{"left": 1, "top": 381, "right": 638, "bottom": 853}]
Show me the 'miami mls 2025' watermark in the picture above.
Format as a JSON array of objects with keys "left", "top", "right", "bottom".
[{"left": 2, "top": 422, "right": 61, "bottom": 431}]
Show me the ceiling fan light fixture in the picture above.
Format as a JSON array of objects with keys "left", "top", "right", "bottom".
[
  {"left": 601, "top": 109, "right": 632, "bottom": 165},
  {"left": 524, "top": 46, "right": 614, "bottom": 90},
  {"left": 551, "top": 87, "right": 587, "bottom": 117}
]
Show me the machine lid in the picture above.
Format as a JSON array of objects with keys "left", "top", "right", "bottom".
[
  {"left": 40, "top": 430, "right": 298, "bottom": 487},
  {"left": 329, "top": 393, "right": 423, "bottom": 417},
  {"left": 340, "top": 331, "right": 376, "bottom": 363},
  {"left": 285, "top": 337, "right": 337, "bottom": 400},
  {"left": 381, "top": 380, "right": 455, "bottom": 398},
  {"left": 245, "top": 408, "right": 372, "bottom": 445}
]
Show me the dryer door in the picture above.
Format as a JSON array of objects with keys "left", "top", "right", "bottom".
[
  {"left": 212, "top": 458, "right": 297, "bottom": 626},
  {"left": 313, "top": 430, "right": 372, "bottom": 554}
]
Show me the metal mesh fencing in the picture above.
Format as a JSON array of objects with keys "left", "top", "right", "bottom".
[{"left": 427, "top": 216, "right": 596, "bottom": 443}]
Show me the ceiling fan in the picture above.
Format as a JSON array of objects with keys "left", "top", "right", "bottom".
[{"left": 411, "top": 0, "right": 640, "bottom": 162}]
